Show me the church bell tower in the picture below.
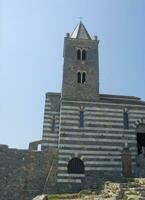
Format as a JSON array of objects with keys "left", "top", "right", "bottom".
[{"left": 62, "top": 21, "right": 99, "bottom": 101}]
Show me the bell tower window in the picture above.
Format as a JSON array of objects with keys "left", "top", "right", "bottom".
[
  {"left": 77, "top": 49, "right": 87, "bottom": 61},
  {"left": 77, "top": 72, "right": 86, "bottom": 84},
  {"left": 82, "top": 49, "right": 86, "bottom": 60},
  {"left": 77, "top": 49, "right": 81, "bottom": 60},
  {"left": 77, "top": 72, "right": 81, "bottom": 83},
  {"left": 82, "top": 72, "right": 86, "bottom": 83}
]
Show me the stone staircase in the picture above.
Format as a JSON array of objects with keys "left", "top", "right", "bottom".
[{"left": 117, "top": 181, "right": 145, "bottom": 200}]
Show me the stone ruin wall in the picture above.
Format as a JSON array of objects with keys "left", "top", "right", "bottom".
[{"left": 0, "top": 145, "right": 58, "bottom": 200}]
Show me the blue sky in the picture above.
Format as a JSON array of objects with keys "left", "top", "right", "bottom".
[{"left": 0, "top": 0, "right": 145, "bottom": 149}]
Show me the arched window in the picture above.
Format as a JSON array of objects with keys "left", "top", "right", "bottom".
[
  {"left": 82, "top": 49, "right": 86, "bottom": 60},
  {"left": 77, "top": 72, "right": 81, "bottom": 83},
  {"left": 80, "top": 110, "right": 84, "bottom": 127},
  {"left": 52, "top": 118, "right": 55, "bottom": 132},
  {"left": 123, "top": 112, "right": 129, "bottom": 129},
  {"left": 68, "top": 158, "right": 85, "bottom": 174},
  {"left": 77, "top": 49, "right": 81, "bottom": 60},
  {"left": 136, "top": 124, "right": 145, "bottom": 155},
  {"left": 82, "top": 72, "right": 86, "bottom": 83}
]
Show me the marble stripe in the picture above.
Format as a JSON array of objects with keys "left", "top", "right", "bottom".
[
  {"left": 62, "top": 100, "right": 145, "bottom": 108},
  {"left": 60, "top": 131, "right": 136, "bottom": 138},
  {"left": 59, "top": 144, "right": 124, "bottom": 150},
  {"left": 57, "top": 179, "right": 81, "bottom": 183},
  {"left": 59, "top": 144, "right": 136, "bottom": 151},
  {"left": 58, "top": 173, "right": 85, "bottom": 177},
  {"left": 84, "top": 116, "right": 123, "bottom": 121},
  {"left": 58, "top": 149, "right": 137, "bottom": 156},
  {"left": 58, "top": 160, "right": 122, "bottom": 165},
  {"left": 44, "top": 111, "right": 60, "bottom": 115},
  {"left": 60, "top": 137, "right": 136, "bottom": 143},
  {"left": 58, "top": 166, "right": 122, "bottom": 171},
  {"left": 42, "top": 137, "right": 58, "bottom": 141},
  {"left": 85, "top": 107, "right": 122, "bottom": 112},
  {"left": 60, "top": 125, "right": 135, "bottom": 132},
  {"left": 42, "top": 143, "right": 58, "bottom": 147},
  {"left": 42, "top": 133, "right": 58, "bottom": 137}
]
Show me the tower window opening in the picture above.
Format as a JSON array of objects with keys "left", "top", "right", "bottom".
[
  {"left": 82, "top": 49, "right": 86, "bottom": 60},
  {"left": 67, "top": 158, "right": 85, "bottom": 174},
  {"left": 82, "top": 72, "right": 86, "bottom": 83},
  {"left": 80, "top": 111, "right": 84, "bottom": 128},
  {"left": 137, "top": 133, "right": 145, "bottom": 155},
  {"left": 77, "top": 49, "right": 81, "bottom": 60},
  {"left": 123, "top": 112, "right": 129, "bottom": 129},
  {"left": 52, "top": 118, "right": 55, "bottom": 132},
  {"left": 77, "top": 72, "right": 81, "bottom": 83}
]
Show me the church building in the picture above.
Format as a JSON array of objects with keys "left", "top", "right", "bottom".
[{"left": 41, "top": 22, "right": 145, "bottom": 190}]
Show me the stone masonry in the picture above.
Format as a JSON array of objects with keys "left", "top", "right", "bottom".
[{"left": 1, "top": 21, "right": 145, "bottom": 199}]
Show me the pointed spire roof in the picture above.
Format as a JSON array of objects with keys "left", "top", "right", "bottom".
[{"left": 70, "top": 21, "right": 91, "bottom": 40}]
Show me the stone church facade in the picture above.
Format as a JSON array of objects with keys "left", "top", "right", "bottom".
[
  {"left": 1, "top": 22, "right": 145, "bottom": 199},
  {"left": 41, "top": 22, "right": 145, "bottom": 189}
]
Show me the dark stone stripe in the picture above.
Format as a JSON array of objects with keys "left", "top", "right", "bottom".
[
  {"left": 59, "top": 146, "right": 123, "bottom": 151},
  {"left": 59, "top": 140, "right": 127, "bottom": 146},
  {"left": 60, "top": 133, "right": 135, "bottom": 140},
  {"left": 60, "top": 128, "right": 134, "bottom": 134},
  {"left": 60, "top": 123, "right": 124, "bottom": 129}
]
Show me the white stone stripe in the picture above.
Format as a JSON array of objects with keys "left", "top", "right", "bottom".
[
  {"left": 85, "top": 161, "right": 122, "bottom": 165},
  {"left": 59, "top": 155, "right": 136, "bottom": 160},
  {"left": 43, "top": 128, "right": 59, "bottom": 131},
  {"left": 85, "top": 121, "right": 123, "bottom": 126},
  {"left": 62, "top": 100, "right": 145, "bottom": 108},
  {"left": 43, "top": 123, "right": 60, "bottom": 128},
  {"left": 61, "top": 105, "right": 145, "bottom": 113},
  {"left": 45, "top": 102, "right": 51, "bottom": 106},
  {"left": 58, "top": 173, "right": 85, "bottom": 177},
  {"left": 84, "top": 116, "right": 123, "bottom": 121},
  {"left": 129, "top": 114, "right": 145, "bottom": 118},
  {"left": 42, "top": 137, "right": 58, "bottom": 141},
  {"left": 60, "top": 137, "right": 136, "bottom": 143},
  {"left": 61, "top": 110, "right": 79, "bottom": 114},
  {"left": 62, "top": 112, "right": 123, "bottom": 117},
  {"left": 61, "top": 120, "right": 123, "bottom": 126},
  {"left": 58, "top": 160, "right": 122, "bottom": 165},
  {"left": 61, "top": 120, "right": 78, "bottom": 124},
  {"left": 58, "top": 166, "right": 122, "bottom": 171},
  {"left": 129, "top": 110, "right": 145, "bottom": 114},
  {"left": 59, "top": 149, "right": 137, "bottom": 156},
  {"left": 60, "top": 131, "right": 136, "bottom": 138},
  {"left": 61, "top": 106, "right": 80, "bottom": 110},
  {"left": 85, "top": 112, "right": 123, "bottom": 117},
  {"left": 43, "top": 133, "right": 58, "bottom": 137},
  {"left": 43, "top": 119, "right": 52, "bottom": 123},
  {"left": 59, "top": 144, "right": 123, "bottom": 150},
  {"left": 60, "top": 126, "right": 135, "bottom": 132},
  {"left": 61, "top": 115, "right": 79, "bottom": 119},
  {"left": 85, "top": 107, "right": 122, "bottom": 112},
  {"left": 85, "top": 107, "right": 145, "bottom": 114},
  {"left": 44, "top": 115, "right": 60, "bottom": 119},
  {"left": 44, "top": 119, "right": 60, "bottom": 123},
  {"left": 59, "top": 155, "right": 123, "bottom": 159},
  {"left": 59, "top": 144, "right": 136, "bottom": 151},
  {"left": 57, "top": 179, "right": 81, "bottom": 183},
  {"left": 42, "top": 143, "right": 58, "bottom": 147},
  {"left": 44, "top": 111, "right": 60, "bottom": 115}
]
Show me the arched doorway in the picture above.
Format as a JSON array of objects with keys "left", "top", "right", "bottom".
[
  {"left": 135, "top": 123, "right": 145, "bottom": 177},
  {"left": 67, "top": 158, "right": 85, "bottom": 174},
  {"left": 136, "top": 124, "right": 145, "bottom": 155}
]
